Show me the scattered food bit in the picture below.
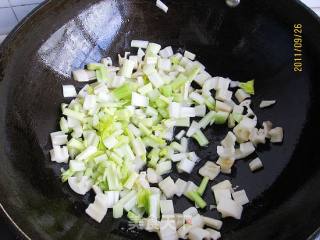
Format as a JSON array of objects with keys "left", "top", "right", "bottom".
[{"left": 259, "top": 100, "right": 276, "bottom": 108}]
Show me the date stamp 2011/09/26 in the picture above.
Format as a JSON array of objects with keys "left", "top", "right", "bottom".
[{"left": 293, "top": 24, "right": 303, "bottom": 72}]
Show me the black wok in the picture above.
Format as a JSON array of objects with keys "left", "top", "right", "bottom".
[{"left": 1, "top": 0, "right": 320, "bottom": 239}]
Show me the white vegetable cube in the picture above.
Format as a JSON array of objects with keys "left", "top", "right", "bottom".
[
  {"left": 177, "top": 158, "right": 195, "bottom": 174},
  {"left": 194, "top": 105, "right": 206, "bottom": 117},
  {"left": 215, "top": 101, "right": 232, "bottom": 113},
  {"left": 217, "top": 198, "right": 243, "bottom": 219},
  {"left": 159, "top": 176, "right": 177, "bottom": 198},
  {"left": 156, "top": 161, "right": 172, "bottom": 176},
  {"left": 269, "top": 127, "right": 284, "bottom": 143},
  {"left": 184, "top": 50, "right": 196, "bottom": 60},
  {"left": 170, "top": 153, "right": 188, "bottom": 162},
  {"left": 63, "top": 85, "right": 77, "bottom": 97},
  {"left": 158, "top": 58, "right": 171, "bottom": 71},
  {"left": 180, "top": 107, "right": 196, "bottom": 118},
  {"left": 215, "top": 88, "right": 232, "bottom": 102},
  {"left": 160, "top": 200, "right": 174, "bottom": 215},
  {"left": 50, "top": 131, "right": 68, "bottom": 146},
  {"left": 50, "top": 146, "right": 69, "bottom": 163},
  {"left": 232, "top": 190, "right": 249, "bottom": 205},
  {"left": 239, "top": 142, "right": 255, "bottom": 156},
  {"left": 183, "top": 206, "right": 198, "bottom": 219},
  {"left": 69, "top": 160, "right": 85, "bottom": 172},
  {"left": 131, "top": 92, "right": 149, "bottom": 107},
  {"left": 259, "top": 100, "right": 276, "bottom": 108},
  {"left": 147, "top": 168, "right": 161, "bottom": 183},
  {"left": 206, "top": 228, "right": 221, "bottom": 240},
  {"left": 221, "top": 131, "right": 236, "bottom": 148},
  {"left": 216, "top": 77, "right": 231, "bottom": 90},
  {"left": 146, "top": 43, "right": 162, "bottom": 55},
  {"left": 83, "top": 95, "right": 97, "bottom": 111},
  {"left": 169, "top": 102, "right": 181, "bottom": 118},
  {"left": 213, "top": 188, "right": 232, "bottom": 204},
  {"left": 131, "top": 40, "right": 149, "bottom": 49},
  {"left": 211, "top": 180, "right": 232, "bottom": 191},
  {"left": 119, "top": 59, "right": 135, "bottom": 78},
  {"left": 199, "top": 161, "right": 220, "bottom": 180},
  {"left": 72, "top": 69, "right": 95, "bottom": 82},
  {"left": 158, "top": 219, "right": 178, "bottom": 240},
  {"left": 249, "top": 157, "right": 263, "bottom": 172},
  {"left": 68, "top": 176, "right": 93, "bottom": 195},
  {"left": 201, "top": 216, "right": 223, "bottom": 230},
  {"left": 146, "top": 56, "right": 158, "bottom": 65},
  {"left": 188, "top": 228, "right": 210, "bottom": 240},
  {"left": 175, "top": 178, "right": 187, "bottom": 197},
  {"left": 147, "top": 71, "right": 164, "bottom": 88},
  {"left": 159, "top": 46, "right": 174, "bottom": 58},
  {"left": 103, "top": 136, "right": 118, "bottom": 149},
  {"left": 188, "top": 152, "right": 200, "bottom": 163},
  {"left": 235, "top": 89, "right": 250, "bottom": 103}
]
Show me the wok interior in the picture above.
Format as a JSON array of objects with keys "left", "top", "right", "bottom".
[{"left": 1, "top": 0, "right": 320, "bottom": 239}]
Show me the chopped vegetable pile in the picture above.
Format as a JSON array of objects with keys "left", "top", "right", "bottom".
[{"left": 50, "top": 39, "right": 283, "bottom": 240}]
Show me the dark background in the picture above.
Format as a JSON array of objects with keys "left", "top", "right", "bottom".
[{"left": 0, "top": 215, "right": 19, "bottom": 240}]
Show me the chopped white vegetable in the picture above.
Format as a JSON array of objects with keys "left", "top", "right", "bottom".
[
  {"left": 217, "top": 198, "right": 243, "bottom": 219},
  {"left": 72, "top": 69, "right": 95, "bottom": 82},
  {"left": 201, "top": 216, "right": 223, "bottom": 230},
  {"left": 235, "top": 89, "right": 250, "bottom": 103},
  {"left": 156, "top": 161, "right": 172, "bottom": 175},
  {"left": 156, "top": 0, "right": 169, "bottom": 13},
  {"left": 147, "top": 168, "right": 162, "bottom": 183},
  {"left": 232, "top": 190, "right": 249, "bottom": 205},
  {"left": 131, "top": 92, "right": 149, "bottom": 107},
  {"left": 188, "top": 227, "right": 210, "bottom": 240},
  {"left": 199, "top": 161, "right": 221, "bottom": 180},
  {"left": 177, "top": 158, "right": 195, "bottom": 174},
  {"left": 68, "top": 176, "right": 92, "bottom": 195},
  {"left": 249, "top": 157, "right": 263, "bottom": 172},
  {"left": 160, "top": 200, "right": 174, "bottom": 215},
  {"left": 50, "top": 131, "right": 68, "bottom": 147},
  {"left": 211, "top": 180, "right": 232, "bottom": 191},
  {"left": 131, "top": 40, "right": 149, "bottom": 49},
  {"left": 86, "top": 193, "right": 109, "bottom": 223},
  {"left": 63, "top": 85, "right": 77, "bottom": 98},
  {"left": 269, "top": 127, "right": 284, "bottom": 143},
  {"left": 184, "top": 50, "right": 196, "bottom": 60},
  {"left": 213, "top": 188, "right": 232, "bottom": 204},
  {"left": 175, "top": 130, "right": 186, "bottom": 140},
  {"left": 259, "top": 100, "right": 276, "bottom": 108},
  {"left": 206, "top": 228, "right": 221, "bottom": 240},
  {"left": 159, "top": 46, "right": 174, "bottom": 58},
  {"left": 175, "top": 178, "right": 188, "bottom": 197},
  {"left": 159, "top": 176, "right": 177, "bottom": 198}
]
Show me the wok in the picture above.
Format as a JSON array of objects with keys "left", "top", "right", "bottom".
[{"left": 1, "top": 0, "right": 320, "bottom": 239}]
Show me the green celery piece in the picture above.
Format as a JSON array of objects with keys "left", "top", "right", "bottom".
[
  {"left": 239, "top": 80, "right": 255, "bottom": 95},
  {"left": 188, "top": 191, "right": 207, "bottom": 209},
  {"left": 232, "top": 112, "right": 243, "bottom": 123},
  {"left": 99, "top": 181, "right": 109, "bottom": 191},
  {"left": 104, "top": 163, "right": 121, "bottom": 190},
  {"left": 112, "top": 83, "right": 133, "bottom": 100},
  {"left": 186, "top": 66, "right": 201, "bottom": 81},
  {"left": 127, "top": 211, "right": 142, "bottom": 224},
  {"left": 173, "top": 93, "right": 183, "bottom": 103},
  {"left": 192, "top": 130, "right": 209, "bottom": 147},
  {"left": 96, "top": 66, "right": 109, "bottom": 82},
  {"left": 149, "top": 135, "right": 166, "bottom": 146},
  {"left": 197, "top": 177, "right": 209, "bottom": 196},
  {"left": 171, "top": 73, "right": 188, "bottom": 90},
  {"left": 214, "top": 112, "right": 229, "bottom": 124},
  {"left": 61, "top": 169, "right": 75, "bottom": 182},
  {"left": 170, "top": 55, "right": 180, "bottom": 65},
  {"left": 138, "top": 123, "right": 152, "bottom": 136},
  {"left": 204, "top": 97, "right": 215, "bottom": 110},
  {"left": 160, "top": 85, "right": 173, "bottom": 97},
  {"left": 158, "top": 108, "right": 169, "bottom": 119},
  {"left": 87, "top": 63, "right": 104, "bottom": 71},
  {"left": 155, "top": 98, "right": 167, "bottom": 108},
  {"left": 137, "top": 189, "right": 151, "bottom": 211}
]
